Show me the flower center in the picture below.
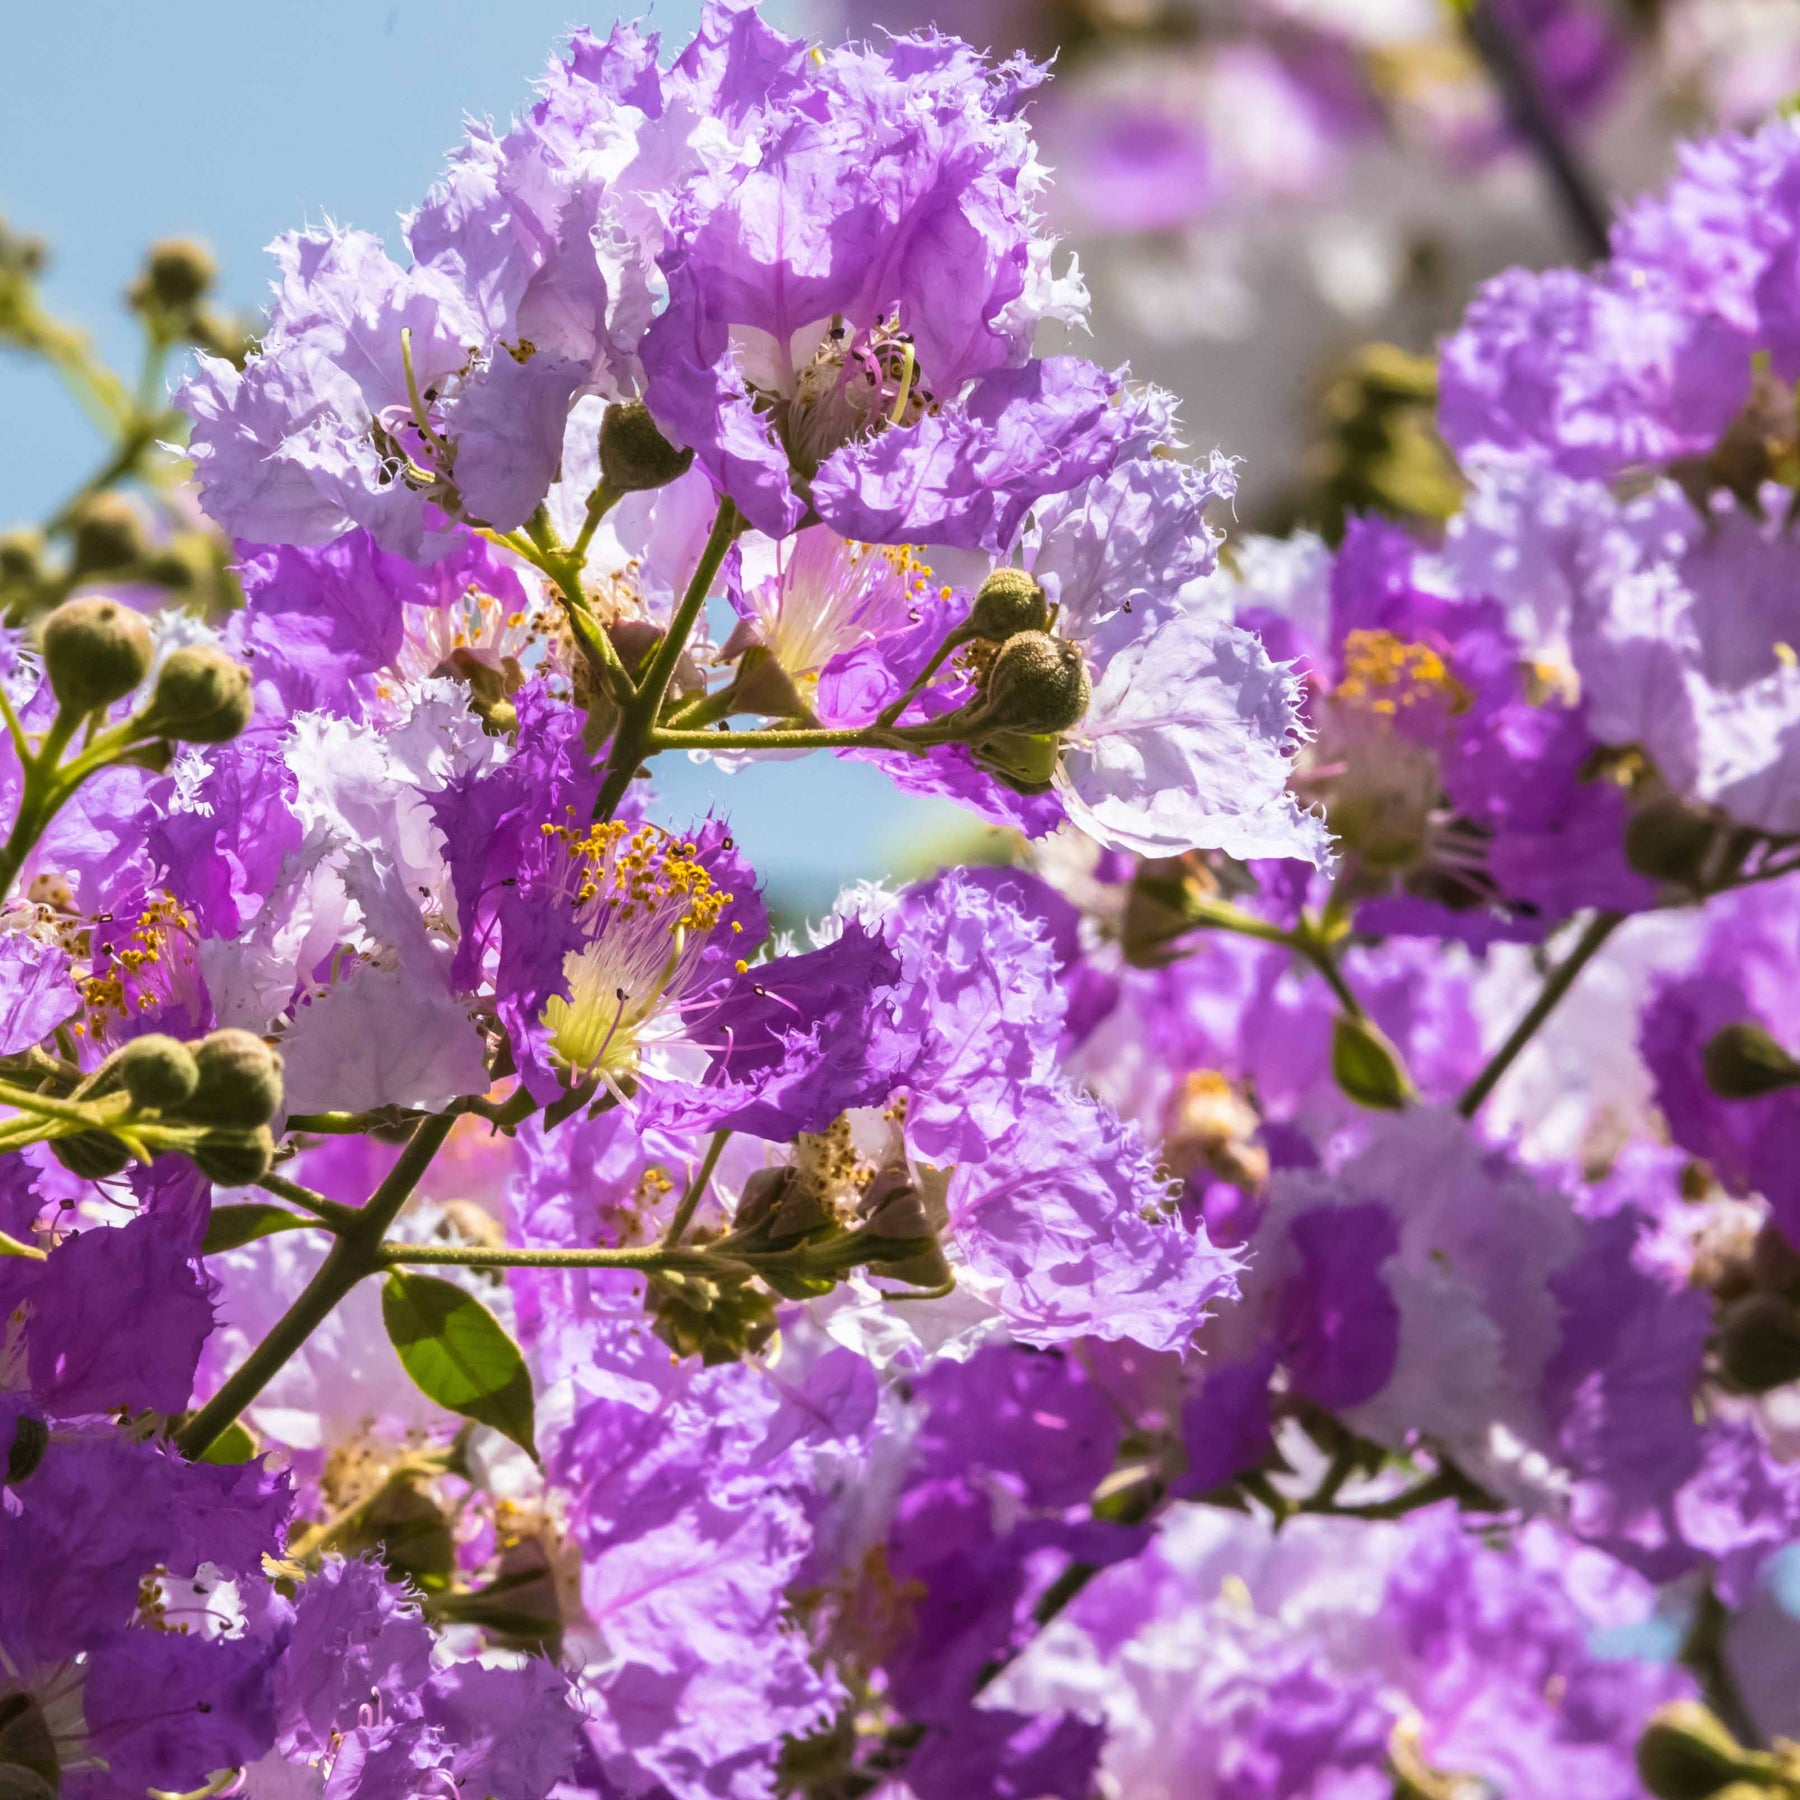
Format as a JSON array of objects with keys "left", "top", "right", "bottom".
[
  {"left": 764, "top": 314, "right": 937, "bottom": 482},
  {"left": 73, "top": 892, "right": 203, "bottom": 1048},
  {"left": 1331, "top": 630, "right": 1471, "bottom": 720},
  {"left": 538, "top": 821, "right": 740, "bottom": 1088}
]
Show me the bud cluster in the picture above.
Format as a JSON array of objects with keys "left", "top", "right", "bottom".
[{"left": 49, "top": 1028, "right": 284, "bottom": 1185}]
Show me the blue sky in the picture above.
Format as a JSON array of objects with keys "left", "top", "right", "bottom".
[{"left": 0, "top": 0, "right": 973, "bottom": 910}]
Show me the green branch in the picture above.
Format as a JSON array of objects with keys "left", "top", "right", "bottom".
[
  {"left": 1457, "top": 911, "right": 1624, "bottom": 1118},
  {"left": 176, "top": 1111, "right": 458, "bottom": 1459}
]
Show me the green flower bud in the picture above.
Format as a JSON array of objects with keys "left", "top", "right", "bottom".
[
  {"left": 5, "top": 1412, "right": 48, "bottom": 1486},
  {"left": 1718, "top": 1293, "right": 1800, "bottom": 1393},
  {"left": 39, "top": 596, "right": 153, "bottom": 716},
  {"left": 66, "top": 492, "right": 148, "bottom": 575},
  {"left": 114, "top": 1033, "right": 200, "bottom": 1111},
  {"left": 140, "top": 535, "right": 215, "bottom": 595},
  {"left": 0, "top": 527, "right": 46, "bottom": 586},
  {"left": 964, "top": 566, "right": 1050, "bottom": 642},
  {"left": 51, "top": 1128, "right": 132, "bottom": 1180},
  {"left": 139, "top": 237, "right": 217, "bottom": 310},
  {"left": 598, "top": 401, "right": 695, "bottom": 495},
  {"left": 1702, "top": 1022, "right": 1800, "bottom": 1100},
  {"left": 184, "top": 1028, "right": 284, "bottom": 1128},
  {"left": 1751, "top": 1220, "right": 1800, "bottom": 1297},
  {"left": 1624, "top": 796, "right": 1720, "bottom": 888},
  {"left": 976, "top": 631, "right": 1091, "bottom": 734},
  {"left": 1332, "top": 1013, "right": 1414, "bottom": 1111},
  {"left": 190, "top": 1125, "right": 276, "bottom": 1188},
  {"left": 0, "top": 1684, "right": 57, "bottom": 1796},
  {"left": 138, "top": 645, "right": 254, "bottom": 743},
  {"left": 1636, "top": 1702, "right": 1764, "bottom": 1800}
]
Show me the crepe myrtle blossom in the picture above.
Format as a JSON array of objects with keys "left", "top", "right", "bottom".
[
  {"left": 642, "top": 27, "right": 1107, "bottom": 547},
  {"left": 1441, "top": 115, "right": 1800, "bottom": 484},
  {"left": 768, "top": 444, "right": 1334, "bottom": 864},
  {"left": 991, "top": 1501, "right": 1690, "bottom": 1800},
  {"left": 179, "top": 4, "right": 1115, "bottom": 558}
]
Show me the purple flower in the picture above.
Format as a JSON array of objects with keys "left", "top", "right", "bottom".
[
  {"left": 641, "top": 27, "right": 1109, "bottom": 546},
  {"left": 1642, "top": 879, "right": 1800, "bottom": 1240},
  {"left": 946, "top": 1080, "right": 1241, "bottom": 1353},
  {"left": 0, "top": 932, "right": 78, "bottom": 1055},
  {"left": 0, "top": 1214, "right": 214, "bottom": 1418}
]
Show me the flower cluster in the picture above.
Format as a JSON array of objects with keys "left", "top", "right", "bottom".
[{"left": 5, "top": 6, "right": 1800, "bottom": 1799}]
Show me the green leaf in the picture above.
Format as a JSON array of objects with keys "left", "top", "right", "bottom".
[
  {"left": 201, "top": 1201, "right": 319, "bottom": 1255},
  {"left": 1331, "top": 1013, "right": 1414, "bottom": 1112},
  {"left": 381, "top": 1271, "right": 537, "bottom": 1460},
  {"left": 196, "top": 1419, "right": 258, "bottom": 1464}
]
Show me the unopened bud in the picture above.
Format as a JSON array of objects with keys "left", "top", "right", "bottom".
[
  {"left": 141, "top": 535, "right": 214, "bottom": 595},
  {"left": 51, "top": 1128, "right": 132, "bottom": 1180},
  {"left": 977, "top": 631, "right": 1091, "bottom": 734},
  {"left": 1636, "top": 1702, "right": 1763, "bottom": 1800},
  {"left": 1703, "top": 1022, "right": 1800, "bottom": 1100},
  {"left": 598, "top": 401, "right": 694, "bottom": 495},
  {"left": 40, "top": 596, "right": 153, "bottom": 716},
  {"left": 114, "top": 1033, "right": 199, "bottom": 1111},
  {"left": 1751, "top": 1220, "right": 1800, "bottom": 1297},
  {"left": 138, "top": 645, "right": 253, "bottom": 742},
  {"left": 1625, "top": 796, "right": 1720, "bottom": 888},
  {"left": 139, "top": 237, "right": 216, "bottom": 310},
  {"left": 1718, "top": 1292, "right": 1800, "bottom": 1393},
  {"left": 964, "top": 566, "right": 1050, "bottom": 642},
  {"left": 67, "top": 492, "right": 147, "bottom": 575},
  {"left": 184, "top": 1028, "right": 283, "bottom": 1128},
  {"left": 1332, "top": 1013, "right": 1413, "bottom": 1111},
  {"left": 0, "top": 527, "right": 46, "bottom": 585},
  {"left": 190, "top": 1125, "right": 275, "bottom": 1188},
  {"left": 5, "top": 1412, "right": 47, "bottom": 1486}
]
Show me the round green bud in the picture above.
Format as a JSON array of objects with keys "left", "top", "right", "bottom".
[
  {"left": 191, "top": 1125, "right": 275, "bottom": 1188},
  {"left": 114, "top": 1033, "right": 200, "bottom": 1111},
  {"left": 598, "top": 400, "right": 695, "bottom": 495},
  {"left": 141, "top": 237, "right": 217, "bottom": 309},
  {"left": 139, "top": 645, "right": 254, "bottom": 743},
  {"left": 0, "top": 1681, "right": 56, "bottom": 1794},
  {"left": 39, "top": 596, "right": 154, "bottom": 718},
  {"left": 141, "top": 536, "right": 213, "bottom": 595},
  {"left": 1702, "top": 1022, "right": 1800, "bottom": 1100},
  {"left": 1751, "top": 1219, "right": 1800, "bottom": 1297},
  {"left": 0, "top": 527, "right": 46, "bottom": 585},
  {"left": 1636, "top": 1702, "right": 1759, "bottom": 1800},
  {"left": 1624, "top": 796, "right": 1718, "bottom": 887},
  {"left": 1718, "top": 1292, "right": 1800, "bottom": 1393},
  {"left": 977, "top": 631, "right": 1091, "bottom": 734},
  {"left": 965, "top": 566, "right": 1050, "bottom": 642},
  {"left": 5, "top": 1411, "right": 48, "bottom": 1486},
  {"left": 51, "top": 1128, "right": 132, "bottom": 1180},
  {"left": 184, "top": 1028, "right": 284, "bottom": 1128},
  {"left": 67, "top": 492, "right": 148, "bottom": 575}
]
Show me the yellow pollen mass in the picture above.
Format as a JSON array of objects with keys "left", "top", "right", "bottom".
[{"left": 1333, "top": 629, "right": 1472, "bottom": 719}]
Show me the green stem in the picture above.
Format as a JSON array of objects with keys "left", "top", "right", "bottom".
[
  {"left": 1294, "top": 927, "right": 1365, "bottom": 1020},
  {"left": 255, "top": 1171, "right": 357, "bottom": 1230},
  {"left": 375, "top": 1239, "right": 731, "bottom": 1273},
  {"left": 176, "top": 1112, "right": 457, "bottom": 1459},
  {"left": 1456, "top": 911, "right": 1624, "bottom": 1119},
  {"left": 593, "top": 498, "right": 740, "bottom": 821},
  {"left": 522, "top": 505, "right": 635, "bottom": 707},
  {"left": 662, "top": 1128, "right": 730, "bottom": 1248}
]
